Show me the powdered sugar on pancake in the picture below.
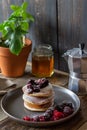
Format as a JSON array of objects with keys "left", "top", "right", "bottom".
[
  {"left": 23, "top": 91, "right": 54, "bottom": 105},
  {"left": 22, "top": 78, "right": 55, "bottom": 111},
  {"left": 22, "top": 83, "right": 53, "bottom": 97}
]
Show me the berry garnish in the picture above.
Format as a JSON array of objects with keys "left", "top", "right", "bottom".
[
  {"left": 35, "top": 78, "right": 49, "bottom": 88},
  {"left": 23, "top": 116, "right": 30, "bottom": 121},
  {"left": 39, "top": 115, "right": 45, "bottom": 122},
  {"left": 26, "top": 84, "right": 33, "bottom": 94},
  {"left": 44, "top": 113, "right": 51, "bottom": 121},
  {"left": 63, "top": 106, "right": 74, "bottom": 116},
  {"left": 26, "top": 78, "right": 49, "bottom": 94},
  {"left": 23, "top": 102, "right": 74, "bottom": 122},
  {"left": 27, "top": 79, "right": 35, "bottom": 85},
  {"left": 33, "top": 115, "right": 40, "bottom": 122},
  {"left": 45, "top": 109, "right": 53, "bottom": 117},
  {"left": 53, "top": 110, "right": 64, "bottom": 119},
  {"left": 33, "top": 85, "right": 40, "bottom": 92},
  {"left": 55, "top": 104, "right": 64, "bottom": 112}
]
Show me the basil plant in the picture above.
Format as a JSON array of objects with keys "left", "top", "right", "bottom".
[{"left": 0, "top": 2, "right": 34, "bottom": 55}]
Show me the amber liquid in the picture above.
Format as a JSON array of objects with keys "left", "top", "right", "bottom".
[{"left": 32, "top": 55, "right": 54, "bottom": 77}]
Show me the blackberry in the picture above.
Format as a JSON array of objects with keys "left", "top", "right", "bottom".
[
  {"left": 44, "top": 112, "right": 51, "bottom": 121},
  {"left": 27, "top": 79, "right": 35, "bottom": 85},
  {"left": 33, "top": 85, "right": 40, "bottom": 92},
  {"left": 55, "top": 105, "right": 64, "bottom": 112}
]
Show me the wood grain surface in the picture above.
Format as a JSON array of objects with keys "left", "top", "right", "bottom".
[
  {"left": 0, "top": 0, "right": 87, "bottom": 72},
  {"left": 57, "top": 0, "right": 87, "bottom": 72}
]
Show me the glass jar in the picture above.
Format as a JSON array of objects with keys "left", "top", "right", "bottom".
[{"left": 32, "top": 44, "right": 54, "bottom": 77}]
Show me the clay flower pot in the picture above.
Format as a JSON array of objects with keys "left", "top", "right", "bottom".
[{"left": 0, "top": 38, "right": 32, "bottom": 77}]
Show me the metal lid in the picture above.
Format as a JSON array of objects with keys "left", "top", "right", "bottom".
[{"left": 64, "top": 43, "right": 87, "bottom": 58}]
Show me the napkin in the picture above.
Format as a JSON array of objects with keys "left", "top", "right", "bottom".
[{"left": 0, "top": 78, "right": 16, "bottom": 95}]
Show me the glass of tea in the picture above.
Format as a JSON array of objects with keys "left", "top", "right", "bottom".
[{"left": 32, "top": 44, "right": 54, "bottom": 77}]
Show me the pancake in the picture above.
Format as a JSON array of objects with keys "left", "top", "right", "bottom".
[
  {"left": 22, "top": 78, "right": 55, "bottom": 111},
  {"left": 23, "top": 91, "right": 54, "bottom": 105},
  {"left": 22, "top": 83, "right": 53, "bottom": 97},
  {"left": 24, "top": 100, "right": 54, "bottom": 111}
]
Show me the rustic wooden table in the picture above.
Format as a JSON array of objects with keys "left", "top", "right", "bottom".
[{"left": 0, "top": 62, "right": 87, "bottom": 130}]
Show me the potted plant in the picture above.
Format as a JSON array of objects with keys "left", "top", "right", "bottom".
[{"left": 0, "top": 2, "right": 34, "bottom": 77}]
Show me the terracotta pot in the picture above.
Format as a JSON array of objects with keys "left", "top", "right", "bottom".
[{"left": 0, "top": 38, "right": 32, "bottom": 77}]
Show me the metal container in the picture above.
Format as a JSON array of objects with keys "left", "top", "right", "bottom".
[{"left": 63, "top": 43, "right": 87, "bottom": 95}]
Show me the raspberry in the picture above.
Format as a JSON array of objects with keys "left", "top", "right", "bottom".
[
  {"left": 23, "top": 116, "right": 30, "bottom": 121},
  {"left": 53, "top": 110, "right": 64, "bottom": 119},
  {"left": 53, "top": 116, "right": 59, "bottom": 121},
  {"left": 39, "top": 115, "right": 45, "bottom": 122}
]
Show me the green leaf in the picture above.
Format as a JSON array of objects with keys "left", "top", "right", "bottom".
[
  {"left": 10, "top": 37, "right": 22, "bottom": 55},
  {"left": 10, "top": 5, "right": 20, "bottom": 11},
  {"left": 21, "top": 22, "right": 29, "bottom": 31},
  {"left": 22, "top": 2, "right": 28, "bottom": 11},
  {"left": 27, "top": 13, "right": 34, "bottom": 22},
  {"left": 9, "top": 32, "right": 23, "bottom": 55},
  {"left": 0, "top": 23, "right": 4, "bottom": 31},
  {"left": 4, "top": 27, "right": 13, "bottom": 40}
]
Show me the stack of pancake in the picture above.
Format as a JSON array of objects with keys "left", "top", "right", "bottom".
[{"left": 22, "top": 78, "right": 54, "bottom": 111}]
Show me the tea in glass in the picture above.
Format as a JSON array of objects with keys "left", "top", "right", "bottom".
[{"left": 32, "top": 44, "right": 54, "bottom": 77}]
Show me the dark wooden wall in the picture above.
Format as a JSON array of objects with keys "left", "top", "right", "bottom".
[{"left": 0, "top": 0, "right": 87, "bottom": 72}]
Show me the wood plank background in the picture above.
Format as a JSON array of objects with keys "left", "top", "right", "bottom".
[{"left": 0, "top": 0, "right": 87, "bottom": 72}]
